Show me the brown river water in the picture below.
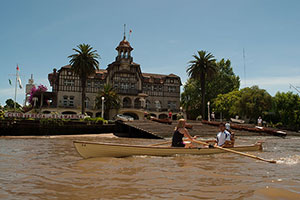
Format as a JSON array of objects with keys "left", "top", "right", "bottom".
[{"left": 0, "top": 134, "right": 300, "bottom": 200}]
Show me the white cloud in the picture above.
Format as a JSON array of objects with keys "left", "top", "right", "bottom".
[{"left": 242, "top": 75, "right": 300, "bottom": 87}]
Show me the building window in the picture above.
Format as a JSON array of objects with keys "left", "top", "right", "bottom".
[
  {"left": 94, "top": 81, "right": 103, "bottom": 89},
  {"left": 155, "top": 100, "right": 161, "bottom": 109},
  {"left": 131, "top": 83, "right": 135, "bottom": 89},
  {"left": 87, "top": 80, "right": 91, "bottom": 88},
  {"left": 168, "top": 86, "right": 176, "bottom": 93},
  {"left": 69, "top": 96, "right": 74, "bottom": 107},
  {"left": 158, "top": 85, "right": 162, "bottom": 91},
  {"left": 63, "top": 96, "right": 68, "bottom": 106},
  {"left": 121, "top": 82, "right": 129, "bottom": 89},
  {"left": 63, "top": 96, "right": 75, "bottom": 107},
  {"left": 64, "top": 79, "right": 75, "bottom": 86},
  {"left": 168, "top": 101, "right": 176, "bottom": 110}
]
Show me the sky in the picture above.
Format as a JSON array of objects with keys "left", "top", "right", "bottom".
[{"left": 1, "top": 0, "right": 300, "bottom": 106}]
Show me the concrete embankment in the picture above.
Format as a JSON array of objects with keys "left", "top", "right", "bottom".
[
  {"left": 0, "top": 119, "right": 115, "bottom": 136},
  {"left": 1, "top": 119, "right": 298, "bottom": 138}
]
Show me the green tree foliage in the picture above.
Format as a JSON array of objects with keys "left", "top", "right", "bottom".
[
  {"left": 180, "top": 79, "right": 202, "bottom": 119},
  {"left": 95, "top": 84, "right": 120, "bottom": 119},
  {"left": 206, "top": 59, "right": 240, "bottom": 101},
  {"left": 4, "top": 98, "right": 22, "bottom": 110},
  {"left": 187, "top": 51, "right": 217, "bottom": 119},
  {"left": 235, "top": 86, "right": 272, "bottom": 122},
  {"left": 213, "top": 90, "right": 241, "bottom": 120},
  {"left": 183, "top": 56, "right": 240, "bottom": 120},
  {"left": 69, "top": 44, "right": 99, "bottom": 114},
  {"left": 272, "top": 92, "right": 300, "bottom": 130}
]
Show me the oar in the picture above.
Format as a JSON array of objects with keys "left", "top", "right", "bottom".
[{"left": 192, "top": 140, "right": 276, "bottom": 164}]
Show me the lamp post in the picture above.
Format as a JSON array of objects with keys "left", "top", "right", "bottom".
[
  {"left": 101, "top": 96, "right": 105, "bottom": 119},
  {"left": 207, "top": 101, "right": 210, "bottom": 121}
]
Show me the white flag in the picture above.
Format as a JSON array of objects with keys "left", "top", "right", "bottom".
[
  {"left": 16, "top": 65, "right": 22, "bottom": 89},
  {"left": 17, "top": 76, "right": 22, "bottom": 89}
]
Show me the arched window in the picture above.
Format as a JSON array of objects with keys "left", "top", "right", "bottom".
[
  {"left": 155, "top": 100, "right": 161, "bottom": 109},
  {"left": 123, "top": 97, "right": 132, "bottom": 108},
  {"left": 134, "top": 98, "right": 141, "bottom": 108},
  {"left": 146, "top": 100, "right": 151, "bottom": 109}
]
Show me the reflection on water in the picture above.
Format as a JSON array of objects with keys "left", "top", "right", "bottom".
[{"left": 0, "top": 135, "right": 300, "bottom": 200}]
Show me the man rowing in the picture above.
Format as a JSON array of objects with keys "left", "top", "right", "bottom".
[{"left": 203, "top": 122, "right": 234, "bottom": 148}]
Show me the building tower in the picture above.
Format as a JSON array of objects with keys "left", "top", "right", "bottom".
[
  {"left": 115, "top": 33, "right": 134, "bottom": 63},
  {"left": 25, "top": 74, "right": 35, "bottom": 106}
]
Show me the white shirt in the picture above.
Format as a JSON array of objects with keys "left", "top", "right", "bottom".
[
  {"left": 216, "top": 130, "right": 231, "bottom": 146},
  {"left": 258, "top": 118, "right": 262, "bottom": 124}
]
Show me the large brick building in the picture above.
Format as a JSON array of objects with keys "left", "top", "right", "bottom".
[{"left": 46, "top": 35, "right": 182, "bottom": 119}]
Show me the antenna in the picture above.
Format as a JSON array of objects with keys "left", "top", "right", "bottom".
[
  {"left": 243, "top": 48, "right": 246, "bottom": 87},
  {"left": 123, "top": 24, "right": 126, "bottom": 40},
  {"left": 290, "top": 83, "right": 300, "bottom": 93}
]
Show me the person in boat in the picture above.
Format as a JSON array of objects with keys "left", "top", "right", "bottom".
[
  {"left": 171, "top": 119, "right": 196, "bottom": 148},
  {"left": 216, "top": 122, "right": 234, "bottom": 147},
  {"left": 205, "top": 123, "right": 234, "bottom": 148},
  {"left": 225, "top": 122, "right": 235, "bottom": 147}
]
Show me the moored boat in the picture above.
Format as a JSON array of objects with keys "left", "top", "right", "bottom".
[
  {"left": 73, "top": 140, "right": 263, "bottom": 159},
  {"left": 230, "top": 118, "right": 245, "bottom": 124},
  {"left": 150, "top": 117, "right": 172, "bottom": 124},
  {"left": 202, "top": 120, "right": 287, "bottom": 137}
]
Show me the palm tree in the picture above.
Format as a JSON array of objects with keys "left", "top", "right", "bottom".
[
  {"left": 68, "top": 44, "right": 99, "bottom": 114},
  {"left": 187, "top": 50, "right": 217, "bottom": 120},
  {"left": 95, "top": 84, "right": 120, "bottom": 119}
]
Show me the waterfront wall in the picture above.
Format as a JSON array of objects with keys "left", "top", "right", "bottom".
[{"left": 0, "top": 119, "right": 115, "bottom": 136}]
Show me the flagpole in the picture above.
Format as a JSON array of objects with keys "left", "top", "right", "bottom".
[{"left": 14, "top": 65, "right": 18, "bottom": 111}]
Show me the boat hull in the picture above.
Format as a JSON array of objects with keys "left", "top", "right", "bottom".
[{"left": 73, "top": 141, "right": 263, "bottom": 159}]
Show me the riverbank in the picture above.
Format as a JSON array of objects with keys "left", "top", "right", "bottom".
[
  {"left": 0, "top": 119, "right": 115, "bottom": 136},
  {"left": 1, "top": 118, "right": 299, "bottom": 138}
]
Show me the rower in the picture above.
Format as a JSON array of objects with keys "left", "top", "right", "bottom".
[
  {"left": 225, "top": 122, "right": 235, "bottom": 147},
  {"left": 171, "top": 119, "right": 196, "bottom": 148},
  {"left": 204, "top": 123, "right": 234, "bottom": 148},
  {"left": 216, "top": 123, "right": 234, "bottom": 147}
]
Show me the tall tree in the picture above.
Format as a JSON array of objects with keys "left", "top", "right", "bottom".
[
  {"left": 272, "top": 92, "right": 300, "bottom": 130},
  {"left": 181, "top": 79, "right": 202, "bottom": 119},
  {"left": 213, "top": 90, "right": 241, "bottom": 120},
  {"left": 187, "top": 50, "right": 217, "bottom": 119},
  {"left": 95, "top": 84, "right": 120, "bottom": 119},
  {"left": 68, "top": 44, "right": 99, "bottom": 114},
  {"left": 206, "top": 59, "right": 240, "bottom": 101},
  {"left": 235, "top": 86, "right": 272, "bottom": 122}
]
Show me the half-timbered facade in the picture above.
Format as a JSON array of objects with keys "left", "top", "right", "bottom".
[{"left": 47, "top": 35, "right": 181, "bottom": 119}]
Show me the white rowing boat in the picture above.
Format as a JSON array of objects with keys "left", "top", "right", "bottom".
[
  {"left": 73, "top": 141, "right": 263, "bottom": 158},
  {"left": 230, "top": 118, "right": 245, "bottom": 124}
]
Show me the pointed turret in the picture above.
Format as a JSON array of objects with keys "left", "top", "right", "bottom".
[{"left": 115, "top": 30, "right": 133, "bottom": 63}]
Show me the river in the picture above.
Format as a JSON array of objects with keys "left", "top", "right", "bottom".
[{"left": 0, "top": 134, "right": 299, "bottom": 200}]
